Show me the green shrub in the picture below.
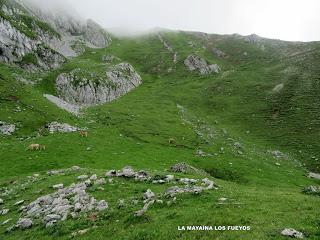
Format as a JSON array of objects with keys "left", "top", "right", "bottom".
[{"left": 21, "top": 53, "right": 38, "bottom": 65}]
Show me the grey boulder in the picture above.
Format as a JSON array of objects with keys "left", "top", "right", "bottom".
[
  {"left": 281, "top": 228, "right": 304, "bottom": 239},
  {"left": 0, "top": 121, "right": 15, "bottom": 135},
  {"left": 17, "top": 218, "right": 33, "bottom": 229}
]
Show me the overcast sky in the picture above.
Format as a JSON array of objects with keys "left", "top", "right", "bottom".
[{"left": 27, "top": 0, "right": 320, "bottom": 41}]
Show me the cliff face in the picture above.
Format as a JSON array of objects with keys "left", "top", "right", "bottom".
[
  {"left": 0, "top": 0, "right": 142, "bottom": 110},
  {"left": 0, "top": 0, "right": 111, "bottom": 70}
]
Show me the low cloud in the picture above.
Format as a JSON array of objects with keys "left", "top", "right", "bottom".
[{"left": 20, "top": 0, "right": 320, "bottom": 41}]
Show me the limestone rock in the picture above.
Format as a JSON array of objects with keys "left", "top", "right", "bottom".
[
  {"left": 143, "top": 189, "right": 155, "bottom": 201},
  {"left": 170, "top": 162, "right": 204, "bottom": 174},
  {"left": 0, "top": 209, "right": 9, "bottom": 215},
  {"left": 165, "top": 178, "right": 216, "bottom": 197},
  {"left": 106, "top": 170, "right": 117, "bottom": 177},
  {"left": 165, "top": 175, "right": 175, "bottom": 182},
  {"left": 19, "top": 182, "right": 108, "bottom": 228},
  {"left": 202, "top": 178, "right": 216, "bottom": 190},
  {"left": 89, "top": 174, "right": 98, "bottom": 181},
  {"left": 0, "top": 16, "right": 65, "bottom": 70},
  {"left": 170, "top": 162, "right": 189, "bottom": 173},
  {"left": 135, "top": 170, "right": 149, "bottom": 181},
  {"left": 56, "top": 63, "right": 142, "bottom": 106},
  {"left": 308, "top": 172, "right": 320, "bottom": 180},
  {"left": 134, "top": 200, "right": 154, "bottom": 217},
  {"left": 281, "top": 228, "right": 304, "bottom": 239},
  {"left": 77, "top": 175, "right": 88, "bottom": 180},
  {"left": 0, "top": 121, "right": 15, "bottom": 135},
  {"left": 84, "top": 179, "right": 92, "bottom": 187},
  {"left": 212, "top": 48, "right": 226, "bottom": 58},
  {"left": 0, "top": 0, "right": 111, "bottom": 71},
  {"left": 44, "top": 214, "right": 61, "bottom": 227},
  {"left": 13, "top": 200, "right": 24, "bottom": 206},
  {"left": 47, "top": 122, "right": 78, "bottom": 133},
  {"left": 179, "top": 178, "right": 198, "bottom": 185},
  {"left": 184, "top": 54, "right": 220, "bottom": 75},
  {"left": 165, "top": 186, "right": 184, "bottom": 197},
  {"left": 107, "top": 167, "right": 150, "bottom": 181},
  {"left": 94, "top": 178, "right": 106, "bottom": 185},
  {"left": 84, "top": 19, "right": 111, "bottom": 48},
  {"left": 17, "top": 218, "right": 33, "bottom": 229},
  {"left": 117, "top": 166, "right": 136, "bottom": 178},
  {"left": 96, "top": 200, "right": 108, "bottom": 211},
  {"left": 52, "top": 184, "right": 64, "bottom": 190},
  {"left": 302, "top": 185, "right": 320, "bottom": 195}
]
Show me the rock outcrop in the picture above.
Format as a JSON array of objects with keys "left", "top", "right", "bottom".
[
  {"left": 0, "top": 4, "right": 65, "bottom": 70},
  {"left": 308, "top": 172, "right": 320, "bottom": 180},
  {"left": 212, "top": 48, "right": 226, "bottom": 58},
  {"left": 281, "top": 228, "right": 304, "bottom": 239},
  {"left": 184, "top": 54, "right": 220, "bottom": 74},
  {"left": 0, "top": 121, "right": 15, "bottom": 135},
  {"left": 83, "top": 19, "right": 111, "bottom": 48},
  {"left": 170, "top": 162, "right": 206, "bottom": 175},
  {"left": 17, "top": 218, "right": 33, "bottom": 229},
  {"left": 47, "top": 122, "right": 78, "bottom": 133},
  {"left": 302, "top": 185, "right": 320, "bottom": 195},
  {"left": 56, "top": 63, "right": 142, "bottom": 106},
  {"left": 0, "top": 0, "right": 111, "bottom": 70},
  {"left": 19, "top": 182, "right": 108, "bottom": 228}
]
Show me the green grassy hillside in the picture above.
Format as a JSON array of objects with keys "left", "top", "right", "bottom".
[{"left": 0, "top": 31, "right": 319, "bottom": 240}]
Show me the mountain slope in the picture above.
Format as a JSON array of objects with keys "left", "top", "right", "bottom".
[{"left": 0, "top": 1, "right": 320, "bottom": 240}]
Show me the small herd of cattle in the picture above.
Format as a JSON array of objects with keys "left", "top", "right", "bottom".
[
  {"left": 27, "top": 131, "right": 176, "bottom": 151},
  {"left": 27, "top": 131, "right": 88, "bottom": 151}
]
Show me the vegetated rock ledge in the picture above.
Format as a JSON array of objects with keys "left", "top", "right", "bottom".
[{"left": 56, "top": 62, "right": 142, "bottom": 106}]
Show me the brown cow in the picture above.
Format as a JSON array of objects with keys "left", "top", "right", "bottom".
[
  {"left": 79, "top": 131, "right": 88, "bottom": 137},
  {"left": 27, "top": 144, "right": 40, "bottom": 151},
  {"left": 27, "top": 144, "right": 46, "bottom": 151}
]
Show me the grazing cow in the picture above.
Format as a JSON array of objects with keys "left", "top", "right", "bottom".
[
  {"left": 79, "top": 131, "right": 88, "bottom": 137},
  {"left": 168, "top": 138, "right": 176, "bottom": 144},
  {"left": 27, "top": 144, "right": 40, "bottom": 151},
  {"left": 27, "top": 144, "right": 46, "bottom": 151}
]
